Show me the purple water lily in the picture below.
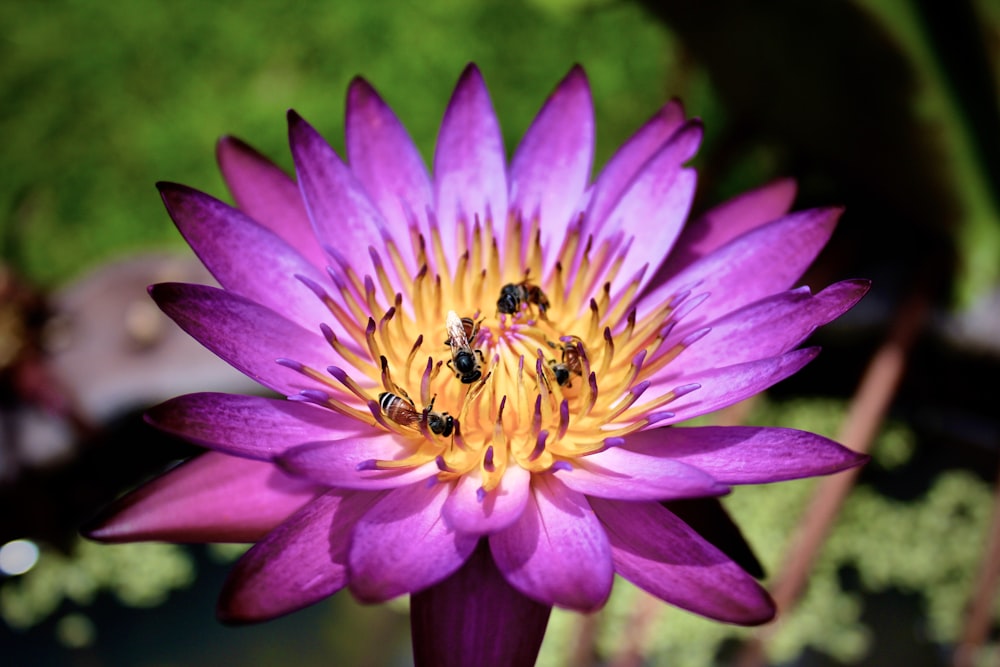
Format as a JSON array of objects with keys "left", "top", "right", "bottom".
[{"left": 86, "top": 64, "right": 868, "bottom": 665}]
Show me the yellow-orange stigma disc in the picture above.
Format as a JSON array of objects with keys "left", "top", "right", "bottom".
[{"left": 292, "top": 214, "right": 698, "bottom": 497}]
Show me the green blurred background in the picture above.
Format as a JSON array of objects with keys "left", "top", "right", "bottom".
[{"left": 2, "top": 0, "right": 999, "bottom": 665}]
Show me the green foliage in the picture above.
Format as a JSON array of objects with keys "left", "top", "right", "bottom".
[
  {"left": 0, "top": 0, "right": 682, "bottom": 287},
  {"left": 1, "top": 539, "right": 194, "bottom": 630}
]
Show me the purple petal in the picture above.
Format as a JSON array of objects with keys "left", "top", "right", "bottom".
[
  {"left": 556, "top": 446, "right": 728, "bottom": 501},
  {"left": 348, "top": 482, "right": 479, "bottom": 602},
  {"left": 591, "top": 119, "right": 700, "bottom": 230},
  {"left": 215, "top": 136, "right": 328, "bottom": 270},
  {"left": 411, "top": 540, "right": 551, "bottom": 667},
  {"left": 639, "top": 207, "right": 842, "bottom": 328},
  {"left": 571, "top": 121, "right": 703, "bottom": 303},
  {"left": 665, "top": 497, "right": 764, "bottom": 578},
  {"left": 442, "top": 464, "right": 531, "bottom": 534},
  {"left": 84, "top": 453, "right": 321, "bottom": 543},
  {"left": 590, "top": 497, "right": 776, "bottom": 625},
  {"left": 288, "top": 111, "right": 403, "bottom": 280},
  {"left": 666, "top": 280, "right": 871, "bottom": 373},
  {"left": 490, "top": 475, "right": 613, "bottom": 612},
  {"left": 217, "top": 489, "right": 383, "bottom": 623},
  {"left": 158, "top": 183, "right": 338, "bottom": 332},
  {"left": 146, "top": 392, "right": 372, "bottom": 460},
  {"left": 583, "top": 100, "right": 688, "bottom": 240},
  {"left": 149, "top": 282, "right": 368, "bottom": 396},
  {"left": 279, "top": 435, "right": 438, "bottom": 490},
  {"left": 592, "top": 119, "right": 700, "bottom": 293},
  {"left": 433, "top": 64, "right": 508, "bottom": 268},
  {"left": 643, "top": 348, "right": 820, "bottom": 425},
  {"left": 509, "top": 66, "right": 593, "bottom": 268},
  {"left": 345, "top": 76, "right": 432, "bottom": 258},
  {"left": 625, "top": 425, "right": 869, "bottom": 484},
  {"left": 655, "top": 177, "right": 798, "bottom": 280}
]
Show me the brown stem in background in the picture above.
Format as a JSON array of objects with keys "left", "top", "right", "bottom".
[
  {"left": 607, "top": 591, "right": 664, "bottom": 667},
  {"left": 735, "top": 290, "right": 929, "bottom": 667},
  {"left": 566, "top": 613, "right": 601, "bottom": 667},
  {"left": 952, "top": 459, "right": 1000, "bottom": 667}
]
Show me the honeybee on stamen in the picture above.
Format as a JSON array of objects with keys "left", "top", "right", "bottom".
[
  {"left": 547, "top": 358, "right": 572, "bottom": 387},
  {"left": 497, "top": 279, "right": 550, "bottom": 318},
  {"left": 547, "top": 335, "right": 585, "bottom": 387},
  {"left": 445, "top": 310, "right": 485, "bottom": 384},
  {"left": 378, "top": 392, "right": 454, "bottom": 437}
]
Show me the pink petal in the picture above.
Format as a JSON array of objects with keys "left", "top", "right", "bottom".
[
  {"left": 217, "top": 489, "right": 382, "bottom": 623},
  {"left": 655, "top": 177, "right": 798, "bottom": 279},
  {"left": 591, "top": 497, "right": 775, "bottom": 625},
  {"left": 665, "top": 498, "right": 764, "bottom": 578},
  {"left": 595, "top": 129, "right": 699, "bottom": 295},
  {"left": 639, "top": 207, "right": 842, "bottom": 328},
  {"left": 509, "top": 66, "right": 593, "bottom": 269},
  {"left": 626, "top": 425, "right": 868, "bottom": 484},
  {"left": 411, "top": 540, "right": 551, "bottom": 667},
  {"left": 157, "top": 183, "right": 337, "bottom": 332},
  {"left": 278, "top": 435, "right": 439, "bottom": 490},
  {"left": 583, "top": 99, "right": 688, "bottom": 239},
  {"left": 345, "top": 76, "right": 432, "bottom": 262},
  {"left": 149, "top": 282, "right": 368, "bottom": 396},
  {"left": 592, "top": 119, "right": 700, "bottom": 232},
  {"left": 84, "top": 453, "right": 321, "bottom": 543},
  {"left": 288, "top": 111, "right": 406, "bottom": 287},
  {"left": 643, "top": 348, "right": 820, "bottom": 425},
  {"left": 146, "top": 392, "right": 372, "bottom": 460},
  {"left": 665, "top": 279, "right": 871, "bottom": 373},
  {"left": 490, "top": 475, "right": 613, "bottom": 612},
  {"left": 215, "top": 136, "right": 328, "bottom": 270},
  {"left": 433, "top": 64, "right": 508, "bottom": 269},
  {"left": 348, "top": 482, "right": 479, "bottom": 602},
  {"left": 442, "top": 464, "right": 531, "bottom": 534},
  {"left": 556, "top": 446, "right": 728, "bottom": 501}
]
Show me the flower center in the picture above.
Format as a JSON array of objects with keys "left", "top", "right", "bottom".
[{"left": 287, "top": 214, "right": 703, "bottom": 497}]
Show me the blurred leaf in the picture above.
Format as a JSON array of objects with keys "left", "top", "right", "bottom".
[{"left": 0, "top": 0, "right": 682, "bottom": 287}]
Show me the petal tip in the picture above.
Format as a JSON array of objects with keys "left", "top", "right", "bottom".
[
  {"left": 458, "top": 62, "right": 484, "bottom": 83},
  {"left": 562, "top": 63, "right": 590, "bottom": 89},
  {"left": 215, "top": 134, "right": 241, "bottom": 153},
  {"left": 286, "top": 108, "right": 308, "bottom": 132},
  {"left": 840, "top": 451, "right": 871, "bottom": 472},
  {"left": 215, "top": 134, "right": 257, "bottom": 166},
  {"left": 347, "top": 75, "right": 377, "bottom": 104},
  {"left": 215, "top": 593, "right": 264, "bottom": 626},
  {"left": 78, "top": 515, "right": 115, "bottom": 542},
  {"left": 846, "top": 277, "right": 873, "bottom": 295},
  {"left": 740, "top": 592, "right": 778, "bottom": 626}
]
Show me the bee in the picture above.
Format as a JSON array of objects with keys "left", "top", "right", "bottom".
[
  {"left": 442, "top": 315, "right": 481, "bottom": 347},
  {"left": 378, "top": 392, "right": 454, "bottom": 437},
  {"left": 547, "top": 335, "right": 585, "bottom": 387},
  {"left": 445, "top": 310, "right": 485, "bottom": 384},
  {"left": 547, "top": 358, "right": 572, "bottom": 387},
  {"left": 497, "top": 280, "right": 550, "bottom": 318}
]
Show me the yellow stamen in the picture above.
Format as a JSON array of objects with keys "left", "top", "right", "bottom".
[{"left": 319, "top": 213, "right": 701, "bottom": 498}]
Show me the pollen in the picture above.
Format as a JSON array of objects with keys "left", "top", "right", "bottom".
[{"left": 285, "top": 213, "right": 702, "bottom": 499}]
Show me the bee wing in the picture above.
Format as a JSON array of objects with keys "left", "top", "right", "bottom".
[
  {"left": 445, "top": 310, "right": 469, "bottom": 348},
  {"left": 395, "top": 406, "right": 425, "bottom": 427},
  {"left": 380, "top": 393, "right": 423, "bottom": 427}
]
